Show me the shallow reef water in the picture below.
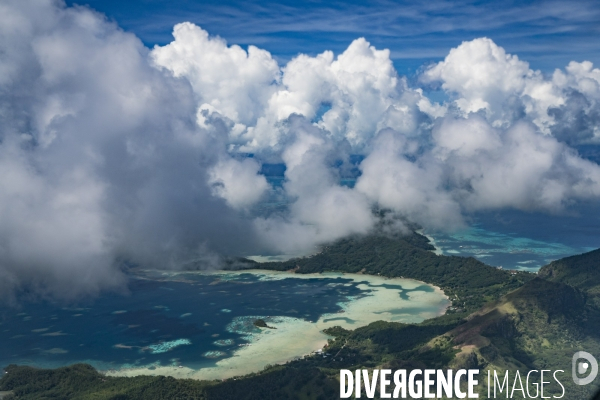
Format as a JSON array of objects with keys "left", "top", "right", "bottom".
[
  {"left": 425, "top": 224, "right": 594, "bottom": 271},
  {"left": 0, "top": 271, "right": 447, "bottom": 373},
  {"left": 146, "top": 339, "right": 192, "bottom": 354}
]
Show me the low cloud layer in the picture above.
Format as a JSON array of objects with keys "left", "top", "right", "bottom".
[{"left": 1, "top": 0, "right": 600, "bottom": 301}]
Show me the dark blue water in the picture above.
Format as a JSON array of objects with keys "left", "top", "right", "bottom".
[{"left": 0, "top": 272, "right": 423, "bottom": 371}]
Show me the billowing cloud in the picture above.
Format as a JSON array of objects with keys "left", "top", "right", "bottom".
[
  {"left": 151, "top": 22, "right": 280, "bottom": 129},
  {"left": 355, "top": 130, "right": 465, "bottom": 231},
  {"left": 152, "top": 27, "right": 430, "bottom": 151},
  {"left": 2, "top": 0, "right": 600, "bottom": 302},
  {"left": 422, "top": 37, "right": 600, "bottom": 142},
  {"left": 254, "top": 117, "right": 375, "bottom": 254},
  {"left": 208, "top": 157, "right": 269, "bottom": 210},
  {"left": 431, "top": 117, "right": 600, "bottom": 212},
  {"left": 0, "top": 0, "right": 259, "bottom": 302},
  {"left": 422, "top": 38, "right": 534, "bottom": 118}
]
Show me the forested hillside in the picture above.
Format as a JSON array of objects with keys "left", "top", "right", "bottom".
[{"left": 261, "top": 233, "right": 533, "bottom": 312}]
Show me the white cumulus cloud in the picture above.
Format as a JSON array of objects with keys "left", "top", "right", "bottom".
[{"left": 2, "top": 0, "right": 600, "bottom": 302}]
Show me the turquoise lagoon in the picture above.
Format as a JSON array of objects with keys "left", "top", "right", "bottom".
[
  {"left": 423, "top": 208, "right": 600, "bottom": 271},
  {"left": 0, "top": 270, "right": 448, "bottom": 377}
]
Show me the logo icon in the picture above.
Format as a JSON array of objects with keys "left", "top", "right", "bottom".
[{"left": 572, "top": 351, "right": 598, "bottom": 385}]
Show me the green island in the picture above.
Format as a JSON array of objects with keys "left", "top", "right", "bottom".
[{"left": 2, "top": 232, "right": 600, "bottom": 399}]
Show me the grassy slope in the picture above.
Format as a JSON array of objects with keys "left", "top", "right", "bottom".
[{"left": 438, "top": 277, "right": 600, "bottom": 398}]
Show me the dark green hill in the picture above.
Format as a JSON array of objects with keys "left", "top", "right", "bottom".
[
  {"left": 0, "top": 364, "right": 214, "bottom": 399},
  {"left": 539, "top": 248, "right": 600, "bottom": 308},
  {"left": 438, "top": 258, "right": 600, "bottom": 398},
  {"left": 260, "top": 233, "right": 533, "bottom": 312},
  {"left": 0, "top": 364, "right": 336, "bottom": 400},
  {"left": 296, "top": 245, "right": 600, "bottom": 398},
  {"left": 448, "top": 277, "right": 592, "bottom": 366},
  {"left": 538, "top": 248, "right": 600, "bottom": 288}
]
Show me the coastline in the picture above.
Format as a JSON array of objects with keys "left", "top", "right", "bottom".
[
  {"left": 106, "top": 270, "right": 450, "bottom": 381},
  {"left": 416, "top": 229, "right": 444, "bottom": 256}
]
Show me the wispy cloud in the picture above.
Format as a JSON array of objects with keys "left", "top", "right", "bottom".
[{"left": 88, "top": 0, "right": 600, "bottom": 71}]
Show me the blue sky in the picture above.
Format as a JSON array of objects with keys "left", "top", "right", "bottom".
[{"left": 66, "top": 0, "right": 600, "bottom": 75}]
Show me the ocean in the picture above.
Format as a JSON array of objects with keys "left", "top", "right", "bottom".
[{"left": 423, "top": 206, "right": 600, "bottom": 271}]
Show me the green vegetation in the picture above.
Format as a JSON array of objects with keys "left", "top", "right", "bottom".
[
  {"left": 539, "top": 248, "right": 600, "bottom": 309},
  {"left": 437, "top": 276, "right": 600, "bottom": 398},
  {"left": 0, "top": 364, "right": 336, "bottom": 400},
  {"left": 204, "top": 366, "right": 337, "bottom": 399},
  {"left": 261, "top": 233, "right": 534, "bottom": 312},
  {"left": 3, "top": 233, "right": 600, "bottom": 399},
  {"left": 0, "top": 364, "right": 213, "bottom": 399},
  {"left": 253, "top": 319, "right": 276, "bottom": 329}
]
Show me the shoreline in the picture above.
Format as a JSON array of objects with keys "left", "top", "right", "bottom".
[
  {"left": 416, "top": 229, "right": 444, "bottom": 256},
  {"left": 106, "top": 270, "right": 450, "bottom": 381}
]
